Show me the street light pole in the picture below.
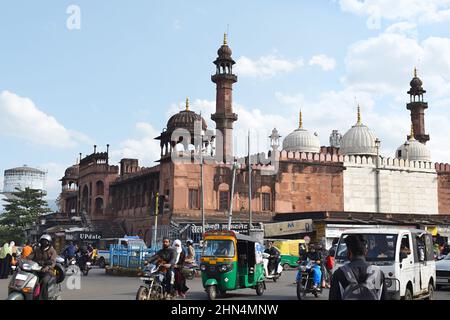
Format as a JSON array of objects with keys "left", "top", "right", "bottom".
[
  {"left": 200, "top": 132, "right": 205, "bottom": 236},
  {"left": 153, "top": 192, "right": 159, "bottom": 248},
  {"left": 375, "top": 138, "right": 381, "bottom": 214},
  {"left": 228, "top": 158, "right": 238, "bottom": 230},
  {"left": 248, "top": 131, "right": 252, "bottom": 227}
]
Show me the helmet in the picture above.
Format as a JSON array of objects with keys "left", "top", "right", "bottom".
[
  {"left": 40, "top": 234, "right": 52, "bottom": 242},
  {"left": 186, "top": 239, "right": 193, "bottom": 245}
]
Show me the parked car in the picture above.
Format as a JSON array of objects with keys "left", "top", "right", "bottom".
[
  {"left": 436, "top": 253, "right": 450, "bottom": 290},
  {"left": 334, "top": 228, "right": 436, "bottom": 300}
]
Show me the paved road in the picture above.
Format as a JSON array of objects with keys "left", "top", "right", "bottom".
[{"left": 1, "top": 268, "right": 450, "bottom": 300}]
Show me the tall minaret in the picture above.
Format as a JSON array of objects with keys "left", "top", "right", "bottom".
[
  {"left": 407, "top": 67, "right": 429, "bottom": 144},
  {"left": 211, "top": 33, "right": 238, "bottom": 163}
]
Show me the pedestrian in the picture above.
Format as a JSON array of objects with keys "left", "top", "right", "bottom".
[
  {"left": 184, "top": 240, "right": 196, "bottom": 265},
  {"left": 0, "top": 243, "right": 12, "bottom": 279},
  {"left": 173, "top": 239, "right": 189, "bottom": 298},
  {"left": 21, "top": 241, "right": 33, "bottom": 260},
  {"left": 329, "top": 234, "right": 387, "bottom": 300},
  {"left": 325, "top": 248, "right": 335, "bottom": 288}
]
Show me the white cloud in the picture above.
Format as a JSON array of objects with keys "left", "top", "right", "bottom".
[
  {"left": 235, "top": 55, "right": 303, "bottom": 78},
  {"left": 0, "top": 90, "right": 91, "bottom": 148},
  {"left": 309, "top": 54, "right": 337, "bottom": 71},
  {"left": 343, "top": 33, "right": 450, "bottom": 101},
  {"left": 339, "top": 0, "right": 450, "bottom": 26},
  {"left": 37, "top": 162, "right": 68, "bottom": 200},
  {"left": 111, "top": 122, "right": 161, "bottom": 167},
  {"left": 385, "top": 22, "right": 418, "bottom": 37}
]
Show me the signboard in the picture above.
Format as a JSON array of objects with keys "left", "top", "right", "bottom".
[
  {"left": 185, "top": 223, "right": 252, "bottom": 236},
  {"left": 264, "top": 219, "right": 313, "bottom": 237},
  {"left": 66, "top": 232, "right": 102, "bottom": 241}
]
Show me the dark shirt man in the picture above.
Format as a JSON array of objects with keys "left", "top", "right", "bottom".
[
  {"left": 147, "top": 237, "right": 176, "bottom": 296},
  {"left": 264, "top": 241, "right": 281, "bottom": 274},
  {"left": 329, "top": 234, "right": 387, "bottom": 300}
]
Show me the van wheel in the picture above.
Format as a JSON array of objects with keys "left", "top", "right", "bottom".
[
  {"left": 283, "top": 263, "right": 290, "bottom": 270},
  {"left": 403, "top": 287, "right": 413, "bottom": 300},
  {"left": 98, "top": 258, "right": 106, "bottom": 269},
  {"left": 424, "top": 283, "right": 434, "bottom": 300},
  {"left": 206, "top": 285, "right": 217, "bottom": 300}
]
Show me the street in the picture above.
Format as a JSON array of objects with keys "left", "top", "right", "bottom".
[{"left": 2, "top": 269, "right": 450, "bottom": 300}]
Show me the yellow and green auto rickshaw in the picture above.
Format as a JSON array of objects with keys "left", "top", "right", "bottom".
[
  {"left": 200, "top": 230, "right": 265, "bottom": 300},
  {"left": 273, "top": 239, "right": 307, "bottom": 269}
]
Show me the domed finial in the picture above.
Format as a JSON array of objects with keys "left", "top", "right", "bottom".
[
  {"left": 299, "top": 109, "right": 303, "bottom": 129},
  {"left": 409, "top": 123, "right": 415, "bottom": 141},
  {"left": 185, "top": 97, "right": 190, "bottom": 111},
  {"left": 223, "top": 33, "right": 228, "bottom": 45},
  {"left": 357, "top": 105, "right": 362, "bottom": 125},
  {"left": 414, "top": 66, "right": 417, "bottom": 78}
]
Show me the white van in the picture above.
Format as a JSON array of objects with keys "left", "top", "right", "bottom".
[
  {"left": 334, "top": 228, "right": 436, "bottom": 300},
  {"left": 96, "top": 236, "right": 147, "bottom": 268}
]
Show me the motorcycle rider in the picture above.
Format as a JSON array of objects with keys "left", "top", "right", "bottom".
[
  {"left": 306, "top": 243, "right": 322, "bottom": 290},
  {"left": 264, "top": 241, "right": 281, "bottom": 275},
  {"left": 146, "top": 237, "right": 176, "bottom": 297},
  {"left": 62, "top": 241, "right": 77, "bottom": 266},
  {"left": 27, "top": 234, "right": 57, "bottom": 300}
]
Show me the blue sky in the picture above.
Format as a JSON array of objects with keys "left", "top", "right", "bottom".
[{"left": 1, "top": 0, "right": 450, "bottom": 201}]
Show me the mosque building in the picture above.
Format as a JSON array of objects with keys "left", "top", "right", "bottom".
[{"left": 55, "top": 35, "right": 450, "bottom": 247}]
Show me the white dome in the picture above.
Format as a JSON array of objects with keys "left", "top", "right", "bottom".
[
  {"left": 396, "top": 138, "right": 430, "bottom": 161},
  {"left": 340, "top": 107, "right": 377, "bottom": 156},
  {"left": 282, "top": 128, "right": 321, "bottom": 153}
]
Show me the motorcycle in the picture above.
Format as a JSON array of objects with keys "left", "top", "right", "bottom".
[
  {"left": 296, "top": 260, "right": 323, "bottom": 299},
  {"left": 182, "top": 263, "right": 197, "bottom": 281},
  {"left": 76, "top": 253, "right": 92, "bottom": 276},
  {"left": 136, "top": 261, "right": 171, "bottom": 300},
  {"left": 7, "top": 260, "right": 63, "bottom": 300},
  {"left": 262, "top": 252, "right": 283, "bottom": 282}
]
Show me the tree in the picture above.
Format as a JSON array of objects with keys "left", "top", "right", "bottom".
[{"left": 0, "top": 188, "right": 51, "bottom": 244}]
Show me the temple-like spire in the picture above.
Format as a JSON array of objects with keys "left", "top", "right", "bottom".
[
  {"left": 299, "top": 109, "right": 303, "bottom": 129},
  {"left": 185, "top": 97, "right": 190, "bottom": 111},
  {"left": 223, "top": 33, "right": 228, "bottom": 45},
  {"left": 357, "top": 105, "right": 362, "bottom": 125},
  {"left": 414, "top": 66, "right": 417, "bottom": 78}
]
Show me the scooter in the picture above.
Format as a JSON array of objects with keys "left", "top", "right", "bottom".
[
  {"left": 181, "top": 263, "right": 197, "bottom": 281},
  {"left": 296, "top": 260, "right": 323, "bottom": 299},
  {"left": 262, "top": 252, "right": 283, "bottom": 282},
  {"left": 7, "top": 260, "right": 63, "bottom": 300}
]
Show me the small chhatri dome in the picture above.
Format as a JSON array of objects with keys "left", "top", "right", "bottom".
[
  {"left": 408, "top": 67, "right": 426, "bottom": 96},
  {"left": 396, "top": 124, "right": 431, "bottom": 161},
  {"left": 217, "top": 33, "right": 233, "bottom": 59},
  {"left": 340, "top": 106, "right": 377, "bottom": 156},
  {"left": 166, "top": 99, "right": 207, "bottom": 132},
  {"left": 282, "top": 110, "right": 320, "bottom": 153},
  {"left": 64, "top": 164, "right": 79, "bottom": 178}
]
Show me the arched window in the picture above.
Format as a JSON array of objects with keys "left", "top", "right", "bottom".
[
  {"left": 96, "top": 180, "right": 104, "bottom": 196},
  {"left": 95, "top": 197, "right": 104, "bottom": 214},
  {"left": 82, "top": 185, "right": 89, "bottom": 213}
]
